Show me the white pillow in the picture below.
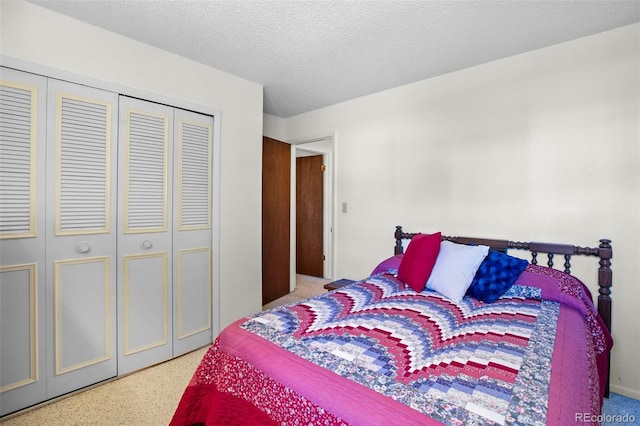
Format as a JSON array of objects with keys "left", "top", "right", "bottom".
[{"left": 426, "top": 241, "right": 490, "bottom": 303}]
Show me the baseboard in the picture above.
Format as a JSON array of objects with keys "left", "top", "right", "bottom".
[{"left": 610, "top": 384, "right": 640, "bottom": 400}]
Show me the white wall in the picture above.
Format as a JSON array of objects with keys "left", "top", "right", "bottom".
[
  {"left": 1, "top": 1, "right": 264, "bottom": 329},
  {"left": 263, "top": 113, "right": 287, "bottom": 141},
  {"left": 284, "top": 24, "right": 640, "bottom": 399}
]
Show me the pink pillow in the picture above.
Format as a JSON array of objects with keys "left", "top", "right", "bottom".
[{"left": 397, "top": 232, "right": 441, "bottom": 292}]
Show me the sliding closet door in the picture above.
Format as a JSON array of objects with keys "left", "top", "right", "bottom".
[
  {"left": 117, "top": 97, "right": 174, "bottom": 374},
  {"left": 172, "top": 109, "right": 214, "bottom": 356},
  {"left": 45, "top": 79, "right": 118, "bottom": 398},
  {"left": 0, "top": 68, "right": 47, "bottom": 416}
]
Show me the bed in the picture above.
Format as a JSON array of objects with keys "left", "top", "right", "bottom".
[{"left": 171, "top": 226, "right": 613, "bottom": 425}]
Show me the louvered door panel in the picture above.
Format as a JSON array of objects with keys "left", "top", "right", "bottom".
[
  {"left": 56, "top": 96, "right": 110, "bottom": 234},
  {"left": 126, "top": 111, "right": 168, "bottom": 232},
  {"left": 179, "top": 121, "right": 211, "bottom": 229},
  {"left": 0, "top": 81, "right": 37, "bottom": 238},
  {"left": 173, "top": 109, "right": 214, "bottom": 356},
  {"left": 45, "top": 79, "right": 117, "bottom": 399},
  {"left": 117, "top": 97, "right": 173, "bottom": 374},
  {"left": 0, "top": 68, "right": 47, "bottom": 417}
]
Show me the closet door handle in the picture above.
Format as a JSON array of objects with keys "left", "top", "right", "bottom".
[
  {"left": 76, "top": 241, "right": 91, "bottom": 254},
  {"left": 141, "top": 240, "right": 153, "bottom": 249}
]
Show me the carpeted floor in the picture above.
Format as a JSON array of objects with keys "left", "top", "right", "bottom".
[
  {"left": 0, "top": 346, "right": 208, "bottom": 425},
  {"left": 3, "top": 274, "right": 638, "bottom": 425},
  {"left": 262, "top": 273, "right": 329, "bottom": 310},
  {"left": 602, "top": 392, "right": 640, "bottom": 425}
]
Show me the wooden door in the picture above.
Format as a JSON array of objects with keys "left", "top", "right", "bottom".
[
  {"left": 45, "top": 79, "right": 118, "bottom": 399},
  {"left": 296, "top": 155, "right": 324, "bottom": 277},
  {"left": 117, "top": 96, "right": 173, "bottom": 374},
  {"left": 262, "top": 137, "right": 290, "bottom": 305}
]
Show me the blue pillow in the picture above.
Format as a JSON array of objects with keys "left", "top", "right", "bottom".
[{"left": 466, "top": 251, "right": 529, "bottom": 303}]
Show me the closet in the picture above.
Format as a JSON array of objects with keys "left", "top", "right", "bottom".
[{"left": 0, "top": 67, "right": 216, "bottom": 416}]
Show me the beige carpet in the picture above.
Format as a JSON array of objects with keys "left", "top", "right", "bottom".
[
  {"left": 262, "top": 274, "right": 329, "bottom": 310},
  {"left": 1, "top": 275, "right": 328, "bottom": 425},
  {"left": 0, "top": 347, "right": 208, "bottom": 425}
]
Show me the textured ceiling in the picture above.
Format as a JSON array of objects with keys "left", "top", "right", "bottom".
[{"left": 29, "top": 1, "right": 640, "bottom": 118}]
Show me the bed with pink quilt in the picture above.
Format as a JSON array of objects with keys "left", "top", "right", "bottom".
[{"left": 171, "top": 226, "right": 613, "bottom": 425}]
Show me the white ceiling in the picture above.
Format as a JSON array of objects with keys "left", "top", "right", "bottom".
[{"left": 30, "top": 1, "right": 640, "bottom": 118}]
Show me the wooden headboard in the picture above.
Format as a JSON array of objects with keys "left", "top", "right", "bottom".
[{"left": 393, "top": 225, "right": 613, "bottom": 332}]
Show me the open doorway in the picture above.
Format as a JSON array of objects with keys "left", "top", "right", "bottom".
[{"left": 291, "top": 136, "right": 334, "bottom": 289}]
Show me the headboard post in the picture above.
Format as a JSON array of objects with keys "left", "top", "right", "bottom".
[
  {"left": 597, "top": 239, "right": 613, "bottom": 333},
  {"left": 394, "top": 226, "right": 405, "bottom": 255},
  {"left": 597, "top": 238, "right": 613, "bottom": 398}
]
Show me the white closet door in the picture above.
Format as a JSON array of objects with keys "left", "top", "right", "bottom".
[
  {"left": 45, "top": 79, "right": 118, "bottom": 398},
  {"left": 172, "top": 109, "right": 214, "bottom": 355},
  {"left": 117, "top": 96, "right": 173, "bottom": 374},
  {"left": 0, "top": 68, "right": 47, "bottom": 416}
]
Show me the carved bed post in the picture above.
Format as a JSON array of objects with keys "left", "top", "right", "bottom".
[
  {"left": 394, "top": 226, "right": 404, "bottom": 255},
  {"left": 597, "top": 239, "right": 613, "bottom": 333},
  {"left": 597, "top": 238, "right": 612, "bottom": 398},
  {"left": 597, "top": 239, "right": 612, "bottom": 398}
]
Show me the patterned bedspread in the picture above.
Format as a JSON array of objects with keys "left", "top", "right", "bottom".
[
  {"left": 172, "top": 265, "right": 612, "bottom": 426},
  {"left": 241, "top": 274, "right": 557, "bottom": 425}
]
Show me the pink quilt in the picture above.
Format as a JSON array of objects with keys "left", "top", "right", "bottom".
[{"left": 172, "top": 265, "right": 611, "bottom": 425}]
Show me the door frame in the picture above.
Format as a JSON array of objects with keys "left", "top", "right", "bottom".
[{"left": 289, "top": 135, "right": 335, "bottom": 291}]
